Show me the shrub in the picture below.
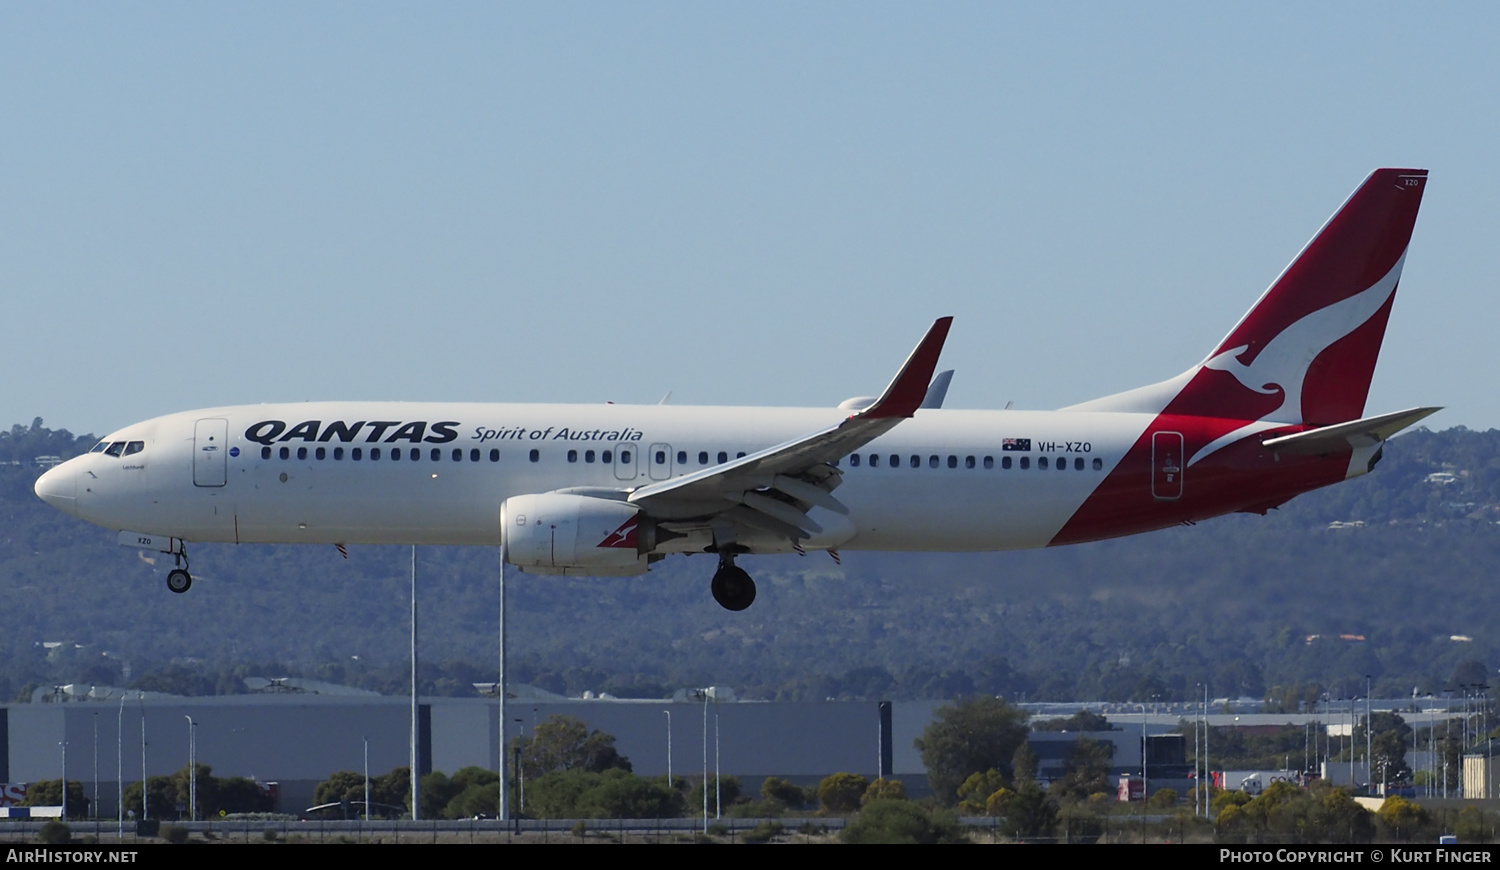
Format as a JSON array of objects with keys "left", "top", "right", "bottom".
[{"left": 842, "top": 800, "right": 967, "bottom": 844}]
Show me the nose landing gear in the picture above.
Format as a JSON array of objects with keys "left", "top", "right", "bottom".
[{"left": 710, "top": 553, "right": 756, "bottom": 611}]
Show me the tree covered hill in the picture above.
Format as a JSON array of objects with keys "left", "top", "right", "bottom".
[{"left": 2, "top": 419, "right": 1498, "bottom": 704}]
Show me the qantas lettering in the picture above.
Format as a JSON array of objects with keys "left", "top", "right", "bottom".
[{"left": 245, "top": 420, "right": 460, "bottom": 445}]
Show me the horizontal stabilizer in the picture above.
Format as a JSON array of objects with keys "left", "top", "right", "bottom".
[{"left": 1261, "top": 407, "right": 1441, "bottom": 455}]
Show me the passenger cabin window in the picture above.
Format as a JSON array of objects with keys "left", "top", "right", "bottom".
[
  {"left": 1074, "top": 457, "right": 1084, "bottom": 471},
  {"left": 261, "top": 446, "right": 272, "bottom": 460},
  {"left": 947, "top": 455, "right": 957, "bottom": 468},
  {"left": 676, "top": 450, "right": 687, "bottom": 464},
  {"left": 1019, "top": 457, "right": 1029, "bottom": 470},
  {"left": 928, "top": 455, "right": 939, "bottom": 468},
  {"left": 1039, "top": 456, "right": 1048, "bottom": 469},
  {"left": 602, "top": 450, "right": 613, "bottom": 463},
  {"left": 568, "top": 450, "right": 578, "bottom": 463},
  {"left": 621, "top": 450, "right": 632, "bottom": 463},
  {"left": 335, "top": 447, "right": 345, "bottom": 460},
  {"left": 717, "top": 452, "right": 728, "bottom": 464},
  {"left": 279, "top": 446, "right": 290, "bottom": 460},
  {"left": 297, "top": 447, "right": 308, "bottom": 460},
  {"left": 699, "top": 451, "right": 709, "bottom": 465},
  {"left": 1093, "top": 458, "right": 1103, "bottom": 471},
  {"left": 470, "top": 449, "right": 481, "bottom": 462},
  {"left": 585, "top": 450, "right": 596, "bottom": 463},
  {"left": 849, "top": 454, "right": 861, "bottom": 467},
  {"left": 353, "top": 448, "right": 363, "bottom": 461},
  {"left": 529, "top": 449, "right": 540, "bottom": 462},
  {"left": 453, "top": 449, "right": 463, "bottom": 461},
  {"left": 430, "top": 448, "right": 441, "bottom": 461},
  {"left": 317, "top": 447, "right": 327, "bottom": 460},
  {"left": 869, "top": 454, "right": 880, "bottom": 467},
  {"left": 965, "top": 456, "right": 975, "bottom": 469},
  {"left": 655, "top": 450, "right": 666, "bottom": 465},
  {"left": 372, "top": 448, "right": 382, "bottom": 460},
  {"left": 489, "top": 449, "right": 500, "bottom": 462}
]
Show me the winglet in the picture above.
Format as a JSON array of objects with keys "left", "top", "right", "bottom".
[{"left": 859, "top": 317, "right": 954, "bottom": 419}]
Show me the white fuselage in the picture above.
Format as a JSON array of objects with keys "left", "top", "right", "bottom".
[{"left": 42, "top": 401, "right": 1151, "bottom": 555}]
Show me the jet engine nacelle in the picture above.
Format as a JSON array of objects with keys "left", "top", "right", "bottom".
[{"left": 501, "top": 492, "right": 651, "bottom": 576}]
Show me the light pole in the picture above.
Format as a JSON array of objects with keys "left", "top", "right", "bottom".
[
  {"left": 139, "top": 694, "right": 148, "bottom": 821},
  {"left": 60, "top": 741, "right": 68, "bottom": 820},
  {"left": 93, "top": 712, "right": 99, "bottom": 823},
  {"left": 117, "top": 694, "right": 125, "bottom": 837},
  {"left": 363, "top": 736, "right": 370, "bottom": 820},
  {"left": 664, "top": 710, "right": 672, "bottom": 789},
  {"left": 701, "top": 689, "right": 709, "bottom": 832},
  {"left": 1365, "top": 674, "right": 1372, "bottom": 793},
  {"left": 183, "top": 716, "right": 196, "bottom": 821},
  {"left": 410, "top": 545, "right": 420, "bottom": 822}
]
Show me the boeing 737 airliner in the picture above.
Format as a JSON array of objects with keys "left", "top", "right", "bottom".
[{"left": 35, "top": 169, "right": 1438, "bottom": 610}]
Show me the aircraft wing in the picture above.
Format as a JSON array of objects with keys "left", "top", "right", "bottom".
[{"left": 627, "top": 318, "right": 953, "bottom": 540}]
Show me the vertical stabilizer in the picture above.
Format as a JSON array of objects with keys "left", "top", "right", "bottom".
[{"left": 1068, "top": 169, "right": 1427, "bottom": 428}]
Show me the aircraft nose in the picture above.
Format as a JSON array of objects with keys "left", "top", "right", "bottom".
[{"left": 34, "top": 462, "right": 78, "bottom": 515}]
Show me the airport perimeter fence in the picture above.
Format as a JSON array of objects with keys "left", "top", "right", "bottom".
[
  {"left": 0, "top": 813, "right": 1194, "bottom": 844},
  {"left": 0, "top": 815, "right": 854, "bottom": 844}
]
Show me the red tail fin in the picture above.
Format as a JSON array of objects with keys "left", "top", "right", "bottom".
[{"left": 1175, "top": 168, "right": 1428, "bottom": 426}]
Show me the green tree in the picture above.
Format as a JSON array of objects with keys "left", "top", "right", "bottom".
[
  {"left": 816, "top": 772, "right": 870, "bottom": 814},
  {"left": 312, "top": 770, "right": 367, "bottom": 806},
  {"left": 861, "top": 778, "right": 907, "bottom": 804},
  {"left": 687, "top": 775, "right": 741, "bottom": 817},
  {"left": 576, "top": 768, "right": 683, "bottom": 819},
  {"left": 122, "top": 777, "right": 178, "bottom": 820},
  {"left": 841, "top": 800, "right": 967, "bottom": 844},
  {"left": 214, "top": 777, "right": 273, "bottom": 815},
  {"left": 914, "top": 696, "right": 1029, "bottom": 804},
  {"left": 995, "top": 780, "right": 1057, "bottom": 841},
  {"left": 19, "top": 780, "right": 89, "bottom": 819},
  {"left": 760, "top": 776, "right": 806, "bottom": 809},
  {"left": 1012, "top": 742, "right": 1039, "bottom": 783},
  {"left": 956, "top": 769, "right": 1006, "bottom": 814},
  {"left": 512, "top": 715, "right": 631, "bottom": 781},
  {"left": 524, "top": 768, "right": 683, "bottom": 819},
  {"left": 1377, "top": 795, "right": 1430, "bottom": 842},
  {"left": 1051, "top": 736, "right": 1114, "bottom": 802}
]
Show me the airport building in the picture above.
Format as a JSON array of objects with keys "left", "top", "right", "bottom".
[{"left": 0, "top": 689, "right": 1206, "bottom": 816}]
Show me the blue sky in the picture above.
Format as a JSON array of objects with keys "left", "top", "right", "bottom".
[{"left": 5, "top": 3, "right": 1496, "bottom": 435}]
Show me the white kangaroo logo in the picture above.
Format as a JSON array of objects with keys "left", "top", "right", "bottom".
[{"left": 1188, "top": 252, "right": 1405, "bottom": 466}]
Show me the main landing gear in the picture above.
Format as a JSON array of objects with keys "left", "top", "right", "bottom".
[
  {"left": 165, "top": 547, "right": 192, "bottom": 594},
  {"left": 710, "top": 553, "right": 756, "bottom": 611}
]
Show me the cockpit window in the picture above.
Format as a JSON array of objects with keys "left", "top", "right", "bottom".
[
  {"left": 105, "top": 442, "right": 126, "bottom": 457},
  {"left": 90, "top": 442, "right": 110, "bottom": 454},
  {"left": 123, "top": 441, "right": 145, "bottom": 456}
]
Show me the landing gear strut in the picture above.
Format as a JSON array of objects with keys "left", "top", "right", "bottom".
[
  {"left": 166, "top": 547, "right": 192, "bottom": 594},
  {"left": 710, "top": 554, "right": 756, "bottom": 611}
]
